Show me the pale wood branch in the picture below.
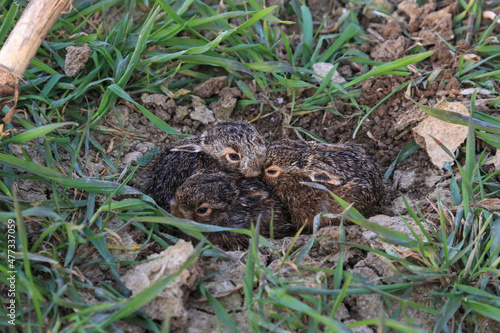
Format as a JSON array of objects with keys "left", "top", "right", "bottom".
[{"left": 0, "top": 0, "right": 72, "bottom": 98}]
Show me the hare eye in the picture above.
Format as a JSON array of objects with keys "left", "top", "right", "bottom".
[
  {"left": 228, "top": 153, "right": 240, "bottom": 161},
  {"left": 265, "top": 166, "right": 281, "bottom": 178},
  {"left": 225, "top": 152, "right": 241, "bottom": 164},
  {"left": 223, "top": 148, "right": 241, "bottom": 165},
  {"left": 196, "top": 206, "right": 212, "bottom": 216},
  {"left": 197, "top": 207, "right": 207, "bottom": 214}
]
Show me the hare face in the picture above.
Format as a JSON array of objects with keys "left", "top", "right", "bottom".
[
  {"left": 171, "top": 121, "right": 267, "bottom": 177},
  {"left": 147, "top": 121, "right": 267, "bottom": 212},
  {"left": 170, "top": 171, "right": 293, "bottom": 249},
  {"left": 261, "top": 139, "right": 386, "bottom": 229}
]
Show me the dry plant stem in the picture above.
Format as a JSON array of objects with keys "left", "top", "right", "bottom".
[{"left": 0, "top": 0, "right": 72, "bottom": 102}]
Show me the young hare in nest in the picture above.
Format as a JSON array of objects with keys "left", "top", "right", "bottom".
[
  {"left": 146, "top": 121, "right": 267, "bottom": 211},
  {"left": 170, "top": 171, "right": 294, "bottom": 249},
  {"left": 261, "top": 139, "right": 386, "bottom": 230}
]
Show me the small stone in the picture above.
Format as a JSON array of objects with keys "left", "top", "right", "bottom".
[
  {"left": 193, "top": 76, "right": 227, "bottom": 98},
  {"left": 210, "top": 87, "right": 241, "bottom": 120},
  {"left": 391, "top": 196, "right": 412, "bottom": 215},
  {"left": 123, "top": 152, "right": 143, "bottom": 165},
  {"left": 106, "top": 105, "right": 130, "bottom": 128},
  {"left": 333, "top": 303, "right": 350, "bottom": 321},
  {"left": 312, "top": 62, "right": 346, "bottom": 83},
  {"left": 189, "top": 105, "right": 215, "bottom": 124},
  {"left": 65, "top": 45, "right": 93, "bottom": 77},
  {"left": 142, "top": 94, "right": 168, "bottom": 105},
  {"left": 393, "top": 170, "right": 416, "bottom": 190},
  {"left": 370, "top": 36, "right": 408, "bottom": 62},
  {"left": 174, "top": 105, "right": 189, "bottom": 122},
  {"left": 367, "top": 214, "right": 423, "bottom": 240},
  {"left": 122, "top": 240, "right": 200, "bottom": 329}
]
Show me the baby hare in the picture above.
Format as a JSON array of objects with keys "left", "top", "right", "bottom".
[
  {"left": 170, "top": 171, "right": 294, "bottom": 249},
  {"left": 146, "top": 121, "right": 267, "bottom": 211},
  {"left": 262, "top": 139, "right": 386, "bottom": 230}
]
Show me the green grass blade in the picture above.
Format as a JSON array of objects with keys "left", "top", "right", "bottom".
[
  {"left": 64, "top": 222, "right": 77, "bottom": 266},
  {"left": 269, "top": 288, "right": 350, "bottom": 332},
  {"left": 318, "top": 24, "right": 360, "bottom": 63},
  {"left": 300, "top": 4, "right": 313, "bottom": 62},
  {"left": 98, "top": 198, "right": 152, "bottom": 211},
  {"left": 0, "top": 206, "right": 63, "bottom": 221},
  {"left": 246, "top": 61, "right": 296, "bottom": 74},
  {"left": 0, "top": 151, "right": 143, "bottom": 195},
  {"left": 457, "top": 284, "right": 500, "bottom": 300},
  {"left": 465, "top": 90, "right": 476, "bottom": 181},
  {"left": 235, "top": 80, "right": 257, "bottom": 101},
  {"left": 244, "top": 235, "right": 256, "bottom": 314},
  {"left": 476, "top": 132, "right": 500, "bottom": 149},
  {"left": 134, "top": 215, "right": 273, "bottom": 247},
  {"left": 0, "top": 2, "right": 19, "bottom": 44},
  {"left": 464, "top": 299, "right": 500, "bottom": 321},
  {"left": 200, "top": 284, "right": 240, "bottom": 333},
  {"left": 52, "top": 178, "right": 142, "bottom": 195},
  {"left": 309, "top": 63, "right": 338, "bottom": 99},
  {"left": 0, "top": 122, "right": 76, "bottom": 147},
  {"left": 30, "top": 57, "right": 59, "bottom": 75},
  {"left": 0, "top": 152, "right": 66, "bottom": 178},
  {"left": 13, "top": 190, "right": 44, "bottom": 325},
  {"left": 82, "top": 227, "right": 130, "bottom": 297},
  {"left": 330, "top": 272, "right": 352, "bottom": 318},
  {"left": 117, "top": 5, "right": 160, "bottom": 87},
  {"left": 385, "top": 141, "right": 421, "bottom": 179},
  {"left": 346, "top": 52, "right": 434, "bottom": 88},
  {"left": 235, "top": 6, "right": 277, "bottom": 33}
]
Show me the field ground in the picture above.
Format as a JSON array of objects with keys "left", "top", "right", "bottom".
[{"left": 1, "top": 0, "right": 500, "bottom": 332}]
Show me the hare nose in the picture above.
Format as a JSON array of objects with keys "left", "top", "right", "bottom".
[{"left": 244, "top": 170, "right": 260, "bottom": 177}]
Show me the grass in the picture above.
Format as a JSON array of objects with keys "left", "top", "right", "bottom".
[{"left": 1, "top": 0, "right": 500, "bottom": 332}]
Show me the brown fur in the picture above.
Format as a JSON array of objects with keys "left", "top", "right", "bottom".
[
  {"left": 170, "top": 171, "right": 294, "bottom": 250},
  {"left": 261, "top": 139, "right": 386, "bottom": 230},
  {"left": 145, "top": 121, "right": 267, "bottom": 211}
]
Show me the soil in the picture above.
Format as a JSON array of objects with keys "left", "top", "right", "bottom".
[{"left": 12, "top": 0, "right": 500, "bottom": 331}]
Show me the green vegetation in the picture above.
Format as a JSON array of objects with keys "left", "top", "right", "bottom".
[{"left": 1, "top": 0, "right": 500, "bottom": 332}]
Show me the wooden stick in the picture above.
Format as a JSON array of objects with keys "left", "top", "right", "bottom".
[{"left": 0, "top": 0, "right": 72, "bottom": 99}]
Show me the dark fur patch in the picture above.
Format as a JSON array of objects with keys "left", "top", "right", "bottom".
[{"left": 314, "top": 173, "right": 331, "bottom": 181}]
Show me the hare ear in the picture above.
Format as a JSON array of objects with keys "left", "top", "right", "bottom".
[{"left": 170, "top": 143, "right": 203, "bottom": 153}]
